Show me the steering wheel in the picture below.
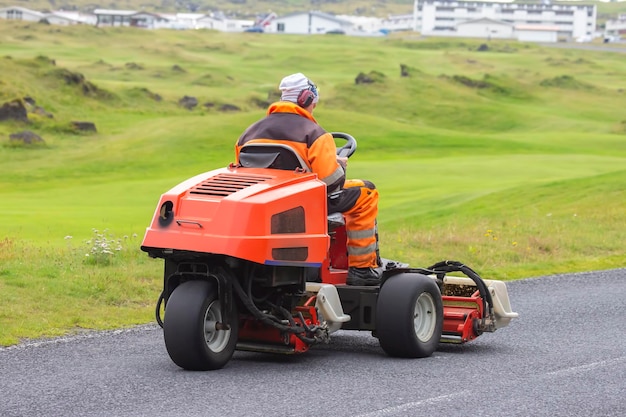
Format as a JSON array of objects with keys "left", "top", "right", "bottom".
[{"left": 332, "top": 132, "right": 357, "bottom": 158}]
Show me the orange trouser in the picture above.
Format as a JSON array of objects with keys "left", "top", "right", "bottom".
[{"left": 339, "top": 179, "right": 379, "bottom": 269}]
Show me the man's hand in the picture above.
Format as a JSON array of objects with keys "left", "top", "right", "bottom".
[{"left": 337, "top": 156, "right": 348, "bottom": 168}]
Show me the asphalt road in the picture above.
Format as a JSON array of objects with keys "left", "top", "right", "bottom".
[{"left": 1, "top": 269, "right": 625, "bottom": 417}]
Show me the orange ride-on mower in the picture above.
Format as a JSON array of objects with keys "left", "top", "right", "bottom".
[{"left": 141, "top": 133, "right": 518, "bottom": 371}]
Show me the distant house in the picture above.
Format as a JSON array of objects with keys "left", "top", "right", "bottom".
[
  {"left": 456, "top": 18, "right": 514, "bottom": 39},
  {"left": 223, "top": 18, "right": 255, "bottom": 32},
  {"left": 605, "top": 13, "right": 626, "bottom": 39},
  {"left": 0, "top": 6, "right": 45, "bottom": 22},
  {"left": 93, "top": 9, "right": 137, "bottom": 27},
  {"left": 337, "top": 15, "right": 386, "bottom": 34},
  {"left": 452, "top": 18, "right": 557, "bottom": 42},
  {"left": 380, "top": 14, "right": 415, "bottom": 32},
  {"left": 419, "top": 0, "right": 596, "bottom": 41},
  {"left": 45, "top": 11, "right": 97, "bottom": 26},
  {"left": 515, "top": 24, "right": 559, "bottom": 43},
  {"left": 128, "top": 12, "right": 171, "bottom": 29},
  {"left": 164, "top": 13, "right": 206, "bottom": 30},
  {"left": 272, "top": 11, "right": 352, "bottom": 34},
  {"left": 196, "top": 14, "right": 222, "bottom": 30},
  {"left": 92, "top": 9, "right": 172, "bottom": 29}
]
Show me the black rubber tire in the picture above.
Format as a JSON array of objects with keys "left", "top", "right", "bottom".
[
  {"left": 163, "top": 280, "right": 238, "bottom": 371},
  {"left": 376, "top": 272, "right": 443, "bottom": 358}
]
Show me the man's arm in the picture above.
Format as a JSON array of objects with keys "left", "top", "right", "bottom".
[{"left": 309, "top": 132, "right": 346, "bottom": 192}]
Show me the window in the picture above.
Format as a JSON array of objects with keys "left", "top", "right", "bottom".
[
  {"left": 277, "top": 23, "right": 285, "bottom": 32},
  {"left": 7, "top": 10, "right": 23, "bottom": 20}
]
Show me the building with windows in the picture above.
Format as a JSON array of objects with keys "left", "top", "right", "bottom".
[
  {"left": 272, "top": 11, "right": 352, "bottom": 34},
  {"left": 418, "top": 1, "right": 596, "bottom": 41},
  {"left": 0, "top": 6, "right": 45, "bottom": 22},
  {"left": 605, "top": 13, "right": 626, "bottom": 40}
]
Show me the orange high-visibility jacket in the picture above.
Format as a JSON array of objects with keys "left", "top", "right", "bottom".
[{"left": 236, "top": 102, "right": 345, "bottom": 193}]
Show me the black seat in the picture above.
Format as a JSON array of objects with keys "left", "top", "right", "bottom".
[{"left": 239, "top": 144, "right": 310, "bottom": 171}]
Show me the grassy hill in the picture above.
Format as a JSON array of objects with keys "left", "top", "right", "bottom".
[{"left": 0, "top": 20, "right": 625, "bottom": 344}]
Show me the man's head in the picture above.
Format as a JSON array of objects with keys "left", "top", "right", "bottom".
[{"left": 279, "top": 73, "right": 319, "bottom": 109}]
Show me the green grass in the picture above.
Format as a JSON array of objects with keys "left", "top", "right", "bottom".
[{"left": 1, "top": 21, "right": 625, "bottom": 345}]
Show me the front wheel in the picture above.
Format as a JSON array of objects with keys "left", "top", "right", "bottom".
[
  {"left": 163, "top": 280, "right": 238, "bottom": 370},
  {"left": 376, "top": 273, "right": 443, "bottom": 358}
]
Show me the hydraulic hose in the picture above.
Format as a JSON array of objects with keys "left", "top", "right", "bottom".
[
  {"left": 424, "top": 260, "right": 494, "bottom": 317},
  {"left": 155, "top": 291, "right": 164, "bottom": 328},
  {"left": 229, "top": 267, "right": 308, "bottom": 336}
]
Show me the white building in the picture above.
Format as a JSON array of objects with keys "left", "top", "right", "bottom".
[
  {"left": 418, "top": 1, "right": 596, "bottom": 41},
  {"left": 161, "top": 13, "right": 206, "bottom": 29},
  {"left": 456, "top": 17, "right": 514, "bottom": 39},
  {"left": 336, "top": 15, "right": 384, "bottom": 33},
  {"left": 91, "top": 9, "right": 250, "bottom": 31},
  {"left": 93, "top": 9, "right": 138, "bottom": 27},
  {"left": 380, "top": 14, "right": 416, "bottom": 32},
  {"left": 605, "top": 13, "right": 626, "bottom": 39},
  {"left": 515, "top": 24, "right": 559, "bottom": 43},
  {"left": 0, "top": 6, "right": 45, "bottom": 22},
  {"left": 0, "top": 6, "right": 96, "bottom": 26},
  {"left": 46, "top": 11, "right": 97, "bottom": 26},
  {"left": 272, "top": 11, "right": 353, "bottom": 34}
]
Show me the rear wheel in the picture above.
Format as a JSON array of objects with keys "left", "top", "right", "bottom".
[
  {"left": 163, "top": 280, "right": 238, "bottom": 370},
  {"left": 376, "top": 273, "right": 443, "bottom": 358}
]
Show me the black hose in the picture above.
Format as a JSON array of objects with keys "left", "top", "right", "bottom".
[
  {"left": 155, "top": 291, "right": 164, "bottom": 328},
  {"left": 229, "top": 267, "right": 308, "bottom": 335},
  {"left": 425, "top": 260, "right": 494, "bottom": 317}
]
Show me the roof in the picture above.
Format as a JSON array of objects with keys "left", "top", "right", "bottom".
[
  {"left": 93, "top": 9, "right": 137, "bottom": 16},
  {"left": 130, "top": 11, "right": 170, "bottom": 20},
  {"left": 277, "top": 10, "right": 352, "bottom": 25},
  {"left": 0, "top": 6, "right": 45, "bottom": 17}
]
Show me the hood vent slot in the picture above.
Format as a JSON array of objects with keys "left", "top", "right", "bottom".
[{"left": 189, "top": 173, "right": 272, "bottom": 197}]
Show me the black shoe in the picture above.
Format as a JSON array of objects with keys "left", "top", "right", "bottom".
[{"left": 346, "top": 267, "right": 382, "bottom": 286}]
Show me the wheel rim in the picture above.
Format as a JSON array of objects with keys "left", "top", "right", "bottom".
[
  {"left": 203, "top": 300, "right": 230, "bottom": 353},
  {"left": 413, "top": 292, "right": 437, "bottom": 342}
]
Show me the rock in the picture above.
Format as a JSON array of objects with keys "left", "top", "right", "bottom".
[
  {"left": 219, "top": 104, "right": 240, "bottom": 112},
  {"left": 71, "top": 121, "right": 97, "bottom": 132},
  {"left": 125, "top": 62, "right": 144, "bottom": 70},
  {"left": 0, "top": 99, "right": 29, "bottom": 122},
  {"left": 250, "top": 97, "right": 270, "bottom": 108},
  {"left": 33, "top": 106, "right": 54, "bottom": 118},
  {"left": 355, "top": 71, "right": 385, "bottom": 85},
  {"left": 178, "top": 96, "right": 198, "bottom": 110},
  {"left": 9, "top": 130, "right": 44, "bottom": 145},
  {"left": 400, "top": 64, "right": 411, "bottom": 77}
]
